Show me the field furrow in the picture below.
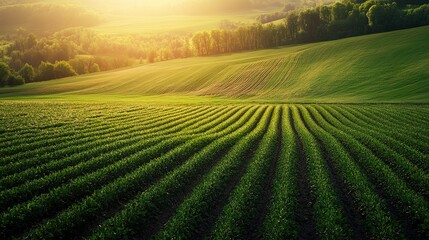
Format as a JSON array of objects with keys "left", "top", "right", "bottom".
[
  {"left": 88, "top": 106, "right": 271, "bottom": 239},
  {"left": 0, "top": 106, "right": 239, "bottom": 191},
  {"left": 314, "top": 106, "right": 429, "bottom": 238},
  {"left": 0, "top": 106, "right": 251, "bottom": 239},
  {"left": 0, "top": 105, "right": 223, "bottom": 209},
  {"left": 293, "top": 106, "right": 349, "bottom": 239},
  {"left": 262, "top": 106, "right": 300, "bottom": 240},
  {"left": 18, "top": 106, "right": 262, "bottom": 240},
  {"left": 209, "top": 106, "right": 279, "bottom": 239},
  {"left": 305, "top": 106, "right": 401, "bottom": 239},
  {"left": 322, "top": 106, "right": 429, "bottom": 196},
  {"left": 339, "top": 106, "right": 429, "bottom": 156},
  {"left": 0, "top": 103, "right": 427, "bottom": 239},
  {"left": 0, "top": 105, "right": 204, "bottom": 167},
  {"left": 152, "top": 107, "right": 272, "bottom": 240}
]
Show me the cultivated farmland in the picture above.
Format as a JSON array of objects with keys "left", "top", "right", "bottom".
[{"left": 0, "top": 102, "right": 428, "bottom": 239}]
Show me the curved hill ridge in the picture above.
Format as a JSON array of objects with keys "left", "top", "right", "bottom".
[{"left": 1, "top": 26, "right": 429, "bottom": 103}]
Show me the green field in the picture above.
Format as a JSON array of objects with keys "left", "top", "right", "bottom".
[
  {"left": 1, "top": 26, "right": 428, "bottom": 103},
  {"left": 0, "top": 102, "right": 428, "bottom": 239}
]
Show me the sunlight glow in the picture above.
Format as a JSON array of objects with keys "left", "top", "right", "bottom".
[{"left": 106, "top": 0, "right": 184, "bottom": 7}]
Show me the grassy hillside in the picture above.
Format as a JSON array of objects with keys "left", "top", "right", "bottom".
[{"left": 1, "top": 26, "right": 428, "bottom": 103}]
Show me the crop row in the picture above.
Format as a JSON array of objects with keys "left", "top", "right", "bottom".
[
  {"left": 0, "top": 103, "right": 427, "bottom": 239},
  {"left": 25, "top": 106, "right": 266, "bottom": 239},
  {"left": 0, "top": 105, "right": 258, "bottom": 238},
  {"left": 0, "top": 106, "right": 236, "bottom": 189},
  {"left": 0, "top": 105, "right": 209, "bottom": 165},
  {"left": 0, "top": 105, "right": 223, "bottom": 204}
]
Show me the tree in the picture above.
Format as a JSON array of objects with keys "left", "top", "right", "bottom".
[
  {"left": 285, "top": 13, "right": 299, "bottom": 42},
  {"left": 299, "top": 10, "right": 324, "bottom": 41},
  {"left": 406, "top": 4, "right": 429, "bottom": 27},
  {"left": 193, "top": 32, "right": 211, "bottom": 56},
  {"left": 319, "top": 5, "right": 332, "bottom": 23},
  {"left": 26, "top": 34, "right": 37, "bottom": 49},
  {"left": 90, "top": 63, "right": 100, "bottom": 73},
  {"left": 349, "top": 0, "right": 369, "bottom": 3},
  {"left": 69, "top": 58, "right": 88, "bottom": 74},
  {"left": 221, "top": 30, "right": 233, "bottom": 53},
  {"left": 0, "top": 62, "right": 11, "bottom": 87},
  {"left": 54, "top": 61, "right": 77, "bottom": 78},
  {"left": 37, "top": 61, "right": 55, "bottom": 81},
  {"left": 8, "top": 74, "right": 25, "bottom": 86},
  {"left": 210, "top": 30, "right": 222, "bottom": 54},
  {"left": 69, "top": 56, "right": 98, "bottom": 74},
  {"left": 347, "top": 7, "right": 369, "bottom": 36},
  {"left": 367, "top": 3, "right": 400, "bottom": 32},
  {"left": 236, "top": 26, "right": 249, "bottom": 50},
  {"left": 18, "top": 63, "right": 35, "bottom": 83},
  {"left": 147, "top": 50, "right": 156, "bottom": 63},
  {"left": 331, "top": 2, "right": 348, "bottom": 22}
]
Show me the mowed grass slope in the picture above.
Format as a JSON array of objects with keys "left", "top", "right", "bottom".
[{"left": 1, "top": 26, "right": 428, "bottom": 103}]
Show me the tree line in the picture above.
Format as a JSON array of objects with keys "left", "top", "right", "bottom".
[
  {"left": 0, "top": 28, "right": 194, "bottom": 86},
  {"left": 193, "top": 0, "right": 429, "bottom": 56},
  {"left": 0, "top": 61, "right": 78, "bottom": 87}
]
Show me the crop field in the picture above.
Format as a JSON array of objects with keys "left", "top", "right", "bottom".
[{"left": 0, "top": 102, "right": 428, "bottom": 239}]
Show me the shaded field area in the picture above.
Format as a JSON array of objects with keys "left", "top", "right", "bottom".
[{"left": 0, "top": 102, "right": 428, "bottom": 239}]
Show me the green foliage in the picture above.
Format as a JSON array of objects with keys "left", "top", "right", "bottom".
[
  {"left": 69, "top": 56, "right": 98, "bottom": 75},
  {"left": 18, "top": 63, "right": 34, "bottom": 82},
  {"left": 3, "top": 28, "right": 195, "bottom": 78},
  {"left": 28, "top": 60, "right": 76, "bottom": 82},
  {"left": 89, "top": 63, "right": 100, "bottom": 73},
  {"left": 37, "top": 61, "right": 54, "bottom": 81},
  {"left": 54, "top": 61, "right": 77, "bottom": 79},
  {"left": 192, "top": 1, "right": 429, "bottom": 56},
  {"left": 7, "top": 73, "right": 24, "bottom": 86},
  {"left": 0, "top": 61, "right": 11, "bottom": 86},
  {"left": 403, "top": 4, "right": 429, "bottom": 27},
  {"left": 366, "top": 2, "right": 401, "bottom": 32}
]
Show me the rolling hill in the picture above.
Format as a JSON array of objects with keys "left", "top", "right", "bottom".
[{"left": 1, "top": 26, "right": 428, "bottom": 103}]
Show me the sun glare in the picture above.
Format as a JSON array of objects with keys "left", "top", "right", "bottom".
[{"left": 108, "top": 0, "right": 184, "bottom": 7}]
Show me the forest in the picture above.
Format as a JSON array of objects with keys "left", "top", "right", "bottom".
[
  {"left": 0, "top": 0, "right": 428, "bottom": 86},
  {"left": 192, "top": 1, "right": 429, "bottom": 55}
]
